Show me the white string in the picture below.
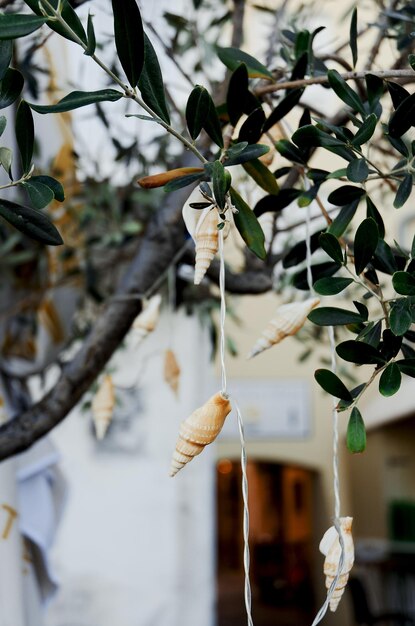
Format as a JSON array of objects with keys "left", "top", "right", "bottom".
[
  {"left": 218, "top": 226, "right": 254, "bottom": 626},
  {"left": 304, "top": 194, "right": 346, "bottom": 626}
]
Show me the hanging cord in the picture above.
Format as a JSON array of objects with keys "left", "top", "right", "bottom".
[
  {"left": 304, "top": 196, "right": 346, "bottom": 626},
  {"left": 218, "top": 228, "right": 254, "bottom": 626}
]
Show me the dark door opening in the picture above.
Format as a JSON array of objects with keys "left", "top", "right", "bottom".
[{"left": 216, "top": 459, "right": 316, "bottom": 626}]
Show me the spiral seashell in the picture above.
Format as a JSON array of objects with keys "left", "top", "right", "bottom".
[
  {"left": 164, "top": 349, "right": 180, "bottom": 396},
  {"left": 170, "top": 392, "right": 231, "bottom": 477},
  {"left": 182, "top": 187, "right": 230, "bottom": 285},
  {"left": 248, "top": 297, "right": 320, "bottom": 359},
  {"left": 92, "top": 375, "right": 115, "bottom": 440},
  {"left": 319, "top": 517, "right": 354, "bottom": 612},
  {"left": 0, "top": 395, "right": 6, "bottom": 425},
  {"left": 131, "top": 294, "right": 162, "bottom": 346}
]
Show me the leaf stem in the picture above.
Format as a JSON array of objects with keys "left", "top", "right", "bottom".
[{"left": 38, "top": 0, "right": 207, "bottom": 164}]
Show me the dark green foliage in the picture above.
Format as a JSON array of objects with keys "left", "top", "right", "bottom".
[
  {"left": 163, "top": 172, "right": 204, "bottom": 192},
  {"left": 0, "top": 13, "right": 46, "bottom": 39},
  {"left": 275, "top": 140, "right": 306, "bottom": 164},
  {"left": 327, "top": 69, "right": 366, "bottom": 115},
  {"left": 389, "top": 93, "right": 415, "bottom": 138},
  {"left": 230, "top": 188, "right": 266, "bottom": 259},
  {"left": 242, "top": 160, "right": 279, "bottom": 195},
  {"left": 223, "top": 143, "right": 268, "bottom": 166},
  {"left": 349, "top": 7, "right": 358, "bottom": 68},
  {"left": 379, "top": 362, "right": 401, "bottom": 397},
  {"left": 15, "top": 100, "right": 34, "bottom": 175},
  {"left": 84, "top": 13, "right": 96, "bottom": 56},
  {"left": 138, "top": 34, "right": 170, "bottom": 124},
  {"left": 314, "top": 369, "right": 352, "bottom": 401},
  {"left": 336, "top": 340, "right": 385, "bottom": 365},
  {"left": 254, "top": 190, "right": 300, "bottom": 216},
  {"left": 393, "top": 174, "right": 413, "bottom": 208},
  {"left": 0, "top": 198, "right": 63, "bottom": 245},
  {"left": 23, "top": 180, "right": 54, "bottom": 209},
  {"left": 30, "top": 176, "right": 64, "bottom": 202},
  {"left": 390, "top": 299, "right": 412, "bottom": 336},
  {"left": 354, "top": 218, "right": 379, "bottom": 275},
  {"left": 212, "top": 160, "right": 229, "bottom": 210},
  {"left": 319, "top": 233, "right": 344, "bottom": 264},
  {"left": 328, "top": 200, "right": 360, "bottom": 238},
  {"left": 111, "top": 0, "right": 144, "bottom": 87},
  {"left": 347, "top": 158, "right": 369, "bottom": 183},
  {"left": 308, "top": 306, "right": 365, "bottom": 326},
  {"left": 226, "top": 64, "right": 258, "bottom": 126},
  {"left": 29, "top": 90, "right": 123, "bottom": 113},
  {"left": 186, "top": 85, "right": 210, "bottom": 140},
  {"left": 313, "top": 276, "right": 354, "bottom": 295},
  {"left": 238, "top": 107, "right": 265, "bottom": 144},
  {"left": 392, "top": 271, "right": 415, "bottom": 295},
  {"left": 347, "top": 408, "right": 366, "bottom": 453},
  {"left": 328, "top": 185, "right": 366, "bottom": 206},
  {"left": 0, "top": 69, "right": 24, "bottom": 110},
  {"left": 217, "top": 47, "right": 273, "bottom": 79},
  {"left": 293, "top": 262, "right": 340, "bottom": 290},
  {"left": 263, "top": 89, "right": 304, "bottom": 133},
  {"left": 0, "top": 41, "right": 12, "bottom": 81},
  {"left": 23, "top": 0, "right": 87, "bottom": 44},
  {"left": 366, "top": 197, "right": 385, "bottom": 239}
]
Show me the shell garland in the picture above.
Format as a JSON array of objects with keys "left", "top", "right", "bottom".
[
  {"left": 92, "top": 374, "right": 115, "bottom": 440},
  {"left": 319, "top": 516, "right": 354, "bottom": 612},
  {"left": 131, "top": 293, "right": 162, "bottom": 346}
]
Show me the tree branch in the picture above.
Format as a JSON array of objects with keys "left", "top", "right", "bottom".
[{"left": 255, "top": 68, "right": 415, "bottom": 96}]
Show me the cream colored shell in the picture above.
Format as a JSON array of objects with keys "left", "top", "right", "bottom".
[
  {"left": 164, "top": 349, "right": 180, "bottom": 396},
  {"left": 131, "top": 294, "right": 162, "bottom": 346},
  {"left": 319, "top": 516, "right": 354, "bottom": 612},
  {"left": 92, "top": 374, "right": 115, "bottom": 440},
  {"left": 248, "top": 297, "right": 320, "bottom": 359},
  {"left": 182, "top": 188, "right": 230, "bottom": 285},
  {"left": 170, "top": 392, "right": 232, "bottom": 477}
]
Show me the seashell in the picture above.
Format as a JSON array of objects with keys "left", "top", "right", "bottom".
[
  {"left": 0, "top": 395, "right": 5, "bottom": 425},
  {"left": 182, "top": 187, "right": 231, "bottom": 285},
  {"left": 164, "top": 349, "right": 180, "bottom": 396},
  {"left": 131, "top": 294, "right": 162, "bottom": 346},
  {"left": 170, "top": 392, "right": 231, "bottom": 477},
  {"left": 248, "top": 297, "right": 320, "bottom": 359},
  {"left": 319, "top": 516, "right": 354, "bottom": 612},
  {"left": 92, "top": 374, "right": 115, "bottom": 440}
]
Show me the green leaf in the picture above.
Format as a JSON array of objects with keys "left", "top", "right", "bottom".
[
  {"left": 226, "top": 63, "right": 259, "bottom": 126},
  {"left": 224, "top": 143, "right": 269, "bottom": 166},
  {"left": 347, "top": 158, "right": 369, "bottom": 183},
  {"left": 390, "top": 299, "right": 412, "bottom": 336},
  {"left": 22, "top": 180, "right": 54, "bottom": 210},
  {"left": 230, "top": 188, "right": 266, "bottom": 259},
  {"left": 111, "top": 0, "right": 144, "bottom": 87},
  {"left": 366, "top": 74, "right": 384, "bottom": 113},
  {"left": 0, "top": 13, "right": 46, "bottom": 39},
  {"left": 349, "top": 7, "right": 358, "bottom": 68},
  {"left": 238, "top": 107, "right": 265, "bottom": 144},
  {"left": 373, "top": 239, "right": 397, "bottom": 275},
  {"left": 138, "top": 34, "right": 170, "bottom": 124},
  {"left": 313, "top": 276, "right": 353, "bottom": 295},
  {"left": 389, "top": 92, "right": 415, "bottom": 138},
  {"left": 393, "top": 173, "right": 412, "bottom": 208},
  {"left": 294, "top": 262, "right": 341, "bottom": 290},
  {"left": 283, "top": 230, "right": 323, "bottom": 268},
  {"left": 263, "top": 88, "right": 304, "bottom": 133},
  {"left": 23, "top": 0, "right": 87, "bottom": 44},
  {"left": 354, "top": 217, "right": 378, "bottom": 275},
  {"left": 15, "top": 100, "right": 34, "bottom": 175},
  {"left": 212, "top": 160, "right": 228, "bottom": 210},
  {"left": 254, "top": 189, "right": 300, "bottom": 216},
  {"left": 0, "top": 147, "right": 12, "bottom": 177},
  {"left": 242, "top": 159, "right": 279, "bottom": 195},
  {"left": 84, "top": 13, "right": 96, "bottom": 56},
  {"left": 411, "top": 233, "right": 415, "bottom": 259},
  {"left": 0, "top": 68, "right": 24, "bottom": 110},
  {"left": 327, "top": 69, "right": 366, "bottom": 115},
  {"left": 0, "top": 198, "right": 62, "bottom": 245},
  {"left": 186, "top": 85, "right": 210, "bottom": 140},
  {"left": 163, "top": 172, "right": 204, "bottom": 193},
  {"left": 366, "top": 196, "right": 385, "bottom": 239},
  {"left": 379, "top": 362, "right": 401, "bottom": 397},
  {"left": 203, "top": 95, "right": 224, "bottom": 148},
  {"left": 351, "top": 113, "right": 377, "bottom": 146},
  {"left": 392, "top": 271, "right": 415, "bottom": 295},
  {"left": 308, "top": 306, "right": 364, "bottom": 326},
  {"left": 275, "top": 139, "right": 306, "bottom": 164},
  {"left": 29, "top": 89, "right": 123, "bottom": 113},
  {"left": 397, "top": 358, "right": 415, "bottom": 378},
  {"left": 328, "top": 185, "right": 366, "bottom": 206},
  {"left": 328, "top": 200, "right": 359, "bottom": 237},
  {"left": 336, "top": 340, "right": 385, "bottom": 365},
  {"left": 347, "top": 407, "right": 366, "bottom": 453},
  {"left": 314, "top": 369, "right": 352, "bottom": 401},
  {"left": 319, "top": 232, "right": 344, "bottom": 264},
  {"left": 30, "top": 175, "right": 64, "bottom": 202},
  {"left": 217, "top": 47, "right": 273, "bottom": 80},
  {"left": 0, "top": 41, "right": 12, "bottom": 81}
]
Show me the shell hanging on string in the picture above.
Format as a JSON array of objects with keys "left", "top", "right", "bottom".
[
  {"left": 92, "top": 374, "right": 115, "bottom": 440},
  {"left": 182, "top": 187, "right": 230, "bottom": 285},
  {"left": 170, "top": 392, "right": 232, "bottom": 477},
  {"left": 164, "top": 349, "right": 181, "bottom": 396},
  {"left": 247, "top": 297, "right": 320, "bottom": 359},
  {"left": 131, "top": 294, "right": 162, "bottom": 346},
  {"left": 319, "top": 516, "right": 354, "bottom": 612}
]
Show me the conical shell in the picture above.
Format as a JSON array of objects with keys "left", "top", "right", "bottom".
[
  {"left": 170, "top": 392, "right": 231, "bottom": 477},
  {"left": 92, "top": 374, "right": 115, "bottom": 440},
  {"left": 319, "top": 517, "right": 354, "bottom": 612},
  {"left": 131, "top": 294, "right": 162, "bottom": 346},
  {"left": 248, "top": 297, "right": 320, "bottom": 359},
  {"left": 0, "top": 395, "right": 6, "bottom": 426},
  {"left": 182, "top": 188, "right": 230, "bottom": 285},
  {"left": 164, "top": 349, "right": 180, "bottom": 396}
]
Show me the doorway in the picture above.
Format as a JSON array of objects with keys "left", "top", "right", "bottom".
[{"left": 216, "top": 459, "right": 316, "bottom": 625}]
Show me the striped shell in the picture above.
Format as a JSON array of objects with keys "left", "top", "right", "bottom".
[
  {"left": 131, "top": 294, "right": 162, "bottom": 346},
  {"left": 248, "top": 297, "right": 320, "bottom": 359},
  {"left": 92, "top": 375, "right": 115, "bottom": 440},
  {"left": 170, "top": 392, "right": 231, "bottom": 477},
  {"left": 164, "top": 349, "right": 180, "bottom": 396},
  {"left": 182, "top": 188, "right": 230, "bottom": 285},
  {"left": 319, "top": 516, "right": 354, "bottom": 612}
]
